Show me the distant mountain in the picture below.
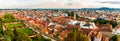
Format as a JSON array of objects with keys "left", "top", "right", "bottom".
[
  {"left": 99, "top": 7, "right": 110, "bottom": 10},
  {"left": 81, "top": 7, "right": 120, "bottom": 10}
]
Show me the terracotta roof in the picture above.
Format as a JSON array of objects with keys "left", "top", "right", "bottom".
[
  {"left": 96, "top": 24, "right": 113, "bottom": 32},
  {"left": 54, "top": 25, "right": 63, "bottom": 32},
  {"left": 41, "top": 27, "right": 48, "bottom": 34},
  {"left": 81, "top": 28, "right": 93, "bottom": 35},
  {"left": 65, "top": 16, "right": 74, "bottom": 20},
  {"left": 66, "top": 24, "right": 80, "bottom": 29},
  {"left": 47, "top": 25, "right": 55, "bottom": 29},
  {"left": 59, "top": 30, "right": 68, "bottom": 40},
  {"left": 116, "top": 25, "right": 120, "bottom": 29}
]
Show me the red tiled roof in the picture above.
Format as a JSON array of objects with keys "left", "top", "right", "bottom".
[{"left": 95, "top": 24, "right": 113, "bottom": 32}]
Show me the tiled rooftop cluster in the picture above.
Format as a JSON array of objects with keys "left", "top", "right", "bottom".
[{"left": 0, "top": 10, "right": 120, "bottom": 41}]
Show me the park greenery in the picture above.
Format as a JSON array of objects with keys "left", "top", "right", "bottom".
[
  {"left": 5, "top": 23, "right": 25, "bottom": 28},
  {"left": 0, "top": 13, "right": 51, "bottom": 41},
  {"left": 17, "top": 28, "right": 35, "bottom": 35},
  {"left": 93, "top": 18, "right": 118, "bottom": 28}
]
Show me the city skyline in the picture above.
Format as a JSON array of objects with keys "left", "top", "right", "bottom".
[{"left": 0, "top": 0, "right": 120, "bottom": 8}]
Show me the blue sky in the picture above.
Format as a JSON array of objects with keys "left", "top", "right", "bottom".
[{"left": 0, "top": 0, "right": 120, "bottom": 8}]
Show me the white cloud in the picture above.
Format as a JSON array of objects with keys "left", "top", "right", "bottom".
[{"left": 0, "top": 0, "right": 120, "bottom": 8}]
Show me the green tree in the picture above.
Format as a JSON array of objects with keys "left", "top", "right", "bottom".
[
  {"left": 4, "top": 35, "right": 11, "bottom": 41},
  {"left": 0, "top": 34, "right": 4, "bottom": 41},
  {"left": 0, "top": 18, "right": 3, "bottom": 34},
  {"left": 34, "top": 34, "right": 42, "bottom": 41},
  {"left": 64, "top": 32, "right": 74, "bottom": 41},
  {"left": 0, "top": 34, "right": 3, "bottom": 38},
  {"left": 63, "top": 11, "right": 80, "bottom": 18},
  {"left": 111, "top": 34, "right": 120, "bottom": 41},
  {"left": 16, "top": 33, "right": 32, "bottom": 41},
  {"left": 13, "top": 29, "right": 32, "bottom": 41},
  {"left": 33, "top": 34, "right": 51, "bottom": 41},
  {"left": 42, "top": 38, "right": 51, "bottom": 41},
  {"left": 93, "top": 19, "right": 118, "bottom": 28},
  {"left": 3, "top": 13, "right": 16, "bottom": 23},
  {"left": 64, "top": 29, "right": 89, "bottom": 41},
  {"left": 64, "top": 11, "right": 74, "bottom": 16},
  {"left": 3, "top": 29, "right": 15, "bottom": 41}
]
